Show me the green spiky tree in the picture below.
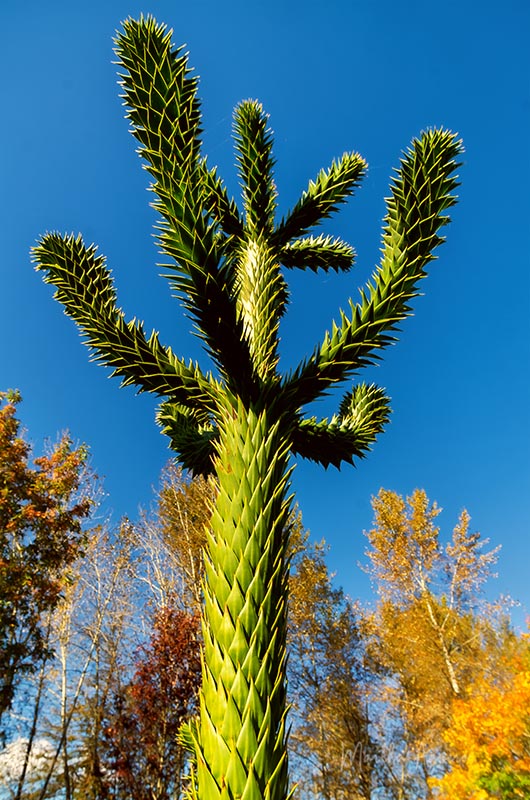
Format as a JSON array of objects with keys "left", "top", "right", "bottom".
[{"left": 33, "top": 16, "right": 462, "bottom": 800}]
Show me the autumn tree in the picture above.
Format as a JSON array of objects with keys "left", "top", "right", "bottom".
[
  {"left": 146, "top": 464, "right": 215, "bottom": 610},
  {"left": 102, "top": 604, "right": 202, "bottom": 800},
  {"left": 432, "top": 636, "right": 530, "bottom": 800},
  {"left": 362, "top": 488, "right": 500, "bottom": 798},
  {"left": 55, "top": 525, "right": 137, "bottom": 800},
  {"left": 0, "top": 523, "right": 136, "bottom": 800},
  {"left": 0, "top": 390, "right": 91, "bottom": 730},
  {"left": 0, "top": 470, "right": 206, "bottom": 800},
  {"left": 288, "top": 535, "right": 374, "bottom": 799}
]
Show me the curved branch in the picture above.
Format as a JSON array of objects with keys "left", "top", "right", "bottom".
[
  {"left": 291, "top": 384, "right": 391, "bottom": 468},
  {"left": 33, "top": 234, "right": 212, "bottom": 409},
  {"left": 157, "top": 401, "right": 217, "bottom": 477},
  {"left": 283, "top": 129, "right": 462, "bottom": 411}
]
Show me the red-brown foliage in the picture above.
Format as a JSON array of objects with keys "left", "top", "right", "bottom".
[{"left": 103, "top": 604, "right": 202, "bottom": 799}]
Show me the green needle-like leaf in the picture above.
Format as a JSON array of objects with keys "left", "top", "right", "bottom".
[{"left": 198, "top": 159, "right": 244, "bottom": 240}]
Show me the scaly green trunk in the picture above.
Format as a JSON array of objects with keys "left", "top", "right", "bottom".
[{"left": 195, "top": 397, "right": 292, "bottom": 799}]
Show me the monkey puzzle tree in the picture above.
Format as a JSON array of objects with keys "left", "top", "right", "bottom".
[{"left": 33, "top": 15, "right": 462, "bottom": 800}]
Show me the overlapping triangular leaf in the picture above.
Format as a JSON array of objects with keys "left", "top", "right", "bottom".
[{"left": 233, "top": 236, "right": 288, "bottom": 380}]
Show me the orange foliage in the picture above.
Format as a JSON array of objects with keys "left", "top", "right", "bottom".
[
  {"left": 362, "top": 488, "right": 505, "bottom": 797},
  {"left": 433, "top": 643, "right": 530, "bottom": 799},
  {"left": 0, "top": 390, "right": 91, "bottom": 719},
  {"left": 363, "top": 490, "right": 498, "bottom": 748}
]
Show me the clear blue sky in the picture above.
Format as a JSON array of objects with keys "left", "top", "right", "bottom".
[{"left": 2, "top": 0, "right": 529, "bottom": 623}]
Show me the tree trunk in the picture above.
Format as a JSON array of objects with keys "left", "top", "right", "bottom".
[
  {"left": 195, "top": 398, "right": 292, "bottom": 799},
  {"left": 423, "top": 594, "right": 460, "bottom": 696}
]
